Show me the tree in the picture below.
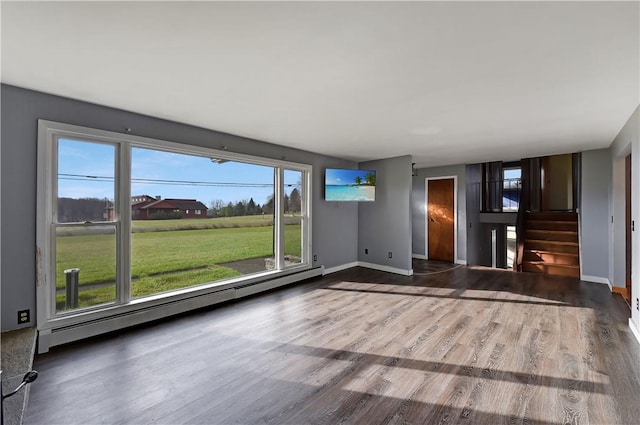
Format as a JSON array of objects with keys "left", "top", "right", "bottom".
[
  {"left": 354, "top": 176, "right": 362, "bottom": 185},
  {"left": 289, "top": 188, "right": 301, "bottom": 214},
  {"left": 219, "top": 202, "right": 234, "bottom": 217},
  {"left": 57, "top": 197, "right": 113, "bottom": 223},
  {"left": 209, "top": 199, "right": 225, "bottom": 217},
  {"left": 365, "top": 172, "right": 376, "bottom": 186},
  {"left": 234, "top": 200, "right": 246, "bottom": 216},
  {"left": 284, "top": 194, "right": 290, "bottom": 214},
  {"left": 263, "top": 195, "right": 274, "bottom": 215},
  {"left": 247, "top": 198, "right": 257, "bottom": 215}
]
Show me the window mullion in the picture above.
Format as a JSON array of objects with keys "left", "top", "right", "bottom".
[
  {"left": 118, "top": 143, "right": 132, "bottom": 304},
  {"left": 47, "top": 137, "right": 60, "bottom": 320},
  {"left": 302, "top": 170, "right": 310, "bottom": 264},
  {"left": 275, "top": 167, "right": 284, "bottom": 270}
]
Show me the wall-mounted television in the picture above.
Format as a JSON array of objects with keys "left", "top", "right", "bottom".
[{"left": 325, "top": 168, "right": 376, "bottom": 201}]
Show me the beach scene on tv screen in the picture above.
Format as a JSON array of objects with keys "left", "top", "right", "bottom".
[{"left": 325, "top": 169, "right": 376, "bottom": 201}]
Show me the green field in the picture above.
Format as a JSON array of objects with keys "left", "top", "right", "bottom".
[
  {"left": 56, "top": 216, "right": 302, "bottom": 311},
  {"left": 132, "top": 215, "right": 276, "bottom": 231}
]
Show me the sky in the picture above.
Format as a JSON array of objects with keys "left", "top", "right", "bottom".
[
  {"left": 504, "top": 168, "right": 521, "bottom": 181},
  {"left": 325, "top": 168, "right": 375, "bottom": 186},
  {"left": 57, "top": 139, "right": 301, "bottom": 207}
]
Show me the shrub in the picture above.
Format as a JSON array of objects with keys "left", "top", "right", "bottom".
[{"left": 149, "top": 211, "right": 182, "bottom": 220}]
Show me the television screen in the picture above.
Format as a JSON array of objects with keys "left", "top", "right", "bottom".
[{"left": 325, "top": 168, "right": 376, "bottom": 201}]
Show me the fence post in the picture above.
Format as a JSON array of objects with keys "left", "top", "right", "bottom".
[{"left": 64, "top": 268, "right": 80, "bottom": 309}]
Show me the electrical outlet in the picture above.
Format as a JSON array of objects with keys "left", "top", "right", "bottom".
[
  {"left": 388, "top": 252, "right": 392, "bottom": 258},
  {"left": 313, "top": 255, "right": 318, "bottom": 262},
  {"left": 18, "top": 309, "right": 30, "bottom": 324},
  {"left": 365, "top": 249, "right": 368, "bottom": 254}
]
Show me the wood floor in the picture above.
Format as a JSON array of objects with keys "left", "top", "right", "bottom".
[{"left": 25, "top": 262, "right": 640, "bottom": 425}]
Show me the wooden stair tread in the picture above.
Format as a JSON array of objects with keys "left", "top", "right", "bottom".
[
  {"left": 522, "top": 211, "right": 580, "bottom": 278},
  {"left": 523, "top": 261, "right": 579, "bottom": 268},
  {"left": 526, "top": 229, "right": 577, "bottom": 235},
  {"left": 525, "top": 249, "right": 578, "bottom": 256},
  {"left": 527, "top": 220, "right": 578, "bottom": 224},
  {"left": 523, "top": 250, "right": 579, "bottom": 265},
  {"left": 527, "top": 223, "right": 578, "bottom": 231},
  {"left": 524, "top": 239, "right": 578, "bottom": 246},
  {"left": 522, "top": 261, "right": 581, "bottom": 278}
]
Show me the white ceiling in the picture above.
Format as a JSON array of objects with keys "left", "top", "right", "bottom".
[{"left": 2, "top": 1, "right": 638, "bottom": 168}]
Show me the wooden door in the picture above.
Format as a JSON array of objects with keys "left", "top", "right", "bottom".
[
  {"left": 626, "top": 154, "right": 632, "bottom": 305},
  {"left": 428, "top": 178, "right": 455, "bottom": 262}
]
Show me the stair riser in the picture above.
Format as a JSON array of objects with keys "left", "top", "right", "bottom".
[
  {"left": 527, "top": 212, "right": 578, "bottom": 221},
  {"left": 522, "top": 263, "right": 580, "bottom": 278},
  {"left": 523, "top": 211, "right": 580, "bottom": 278},
  {"left": 523, "top": 251, "right": 579, "bottom": 265},
  {"left": 525, "top": 240, "right": 578, "bottom": 254},
  {"left": 527, "top": 221, "right": 577, "bottom": 231},
  {"left": 525, "top": 231, "right": 578, "bottom": 242}
]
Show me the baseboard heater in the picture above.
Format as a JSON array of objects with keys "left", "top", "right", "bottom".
[{"left": 38, "top": 267, "right": 324, "bottom": 353}]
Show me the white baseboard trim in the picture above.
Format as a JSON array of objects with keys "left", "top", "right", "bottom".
[
  {"left": 323, "top": 262, "right": 359, "bottom": 275},
  {"left": 412, "top": 254, "right": 465, "bottom": 266},
  {"left": 357, "top": 261, "right": 413, "bottom": 276},
  {"left": 38, "top": 267, "right": 324, "bottom": 353},
  {"left": 629, "top": 318, "right": 640, "bottom": 345},
  {"left": 581, "top": 274, "right": 612, "bottom": 289}
]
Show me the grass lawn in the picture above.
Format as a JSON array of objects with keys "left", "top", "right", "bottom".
[
  {"left": 131, "top": 215, "right": 275, "bottom": 231},
  {"left": 56, "top": 266, "right": 240, "bottom": 311},
  {"left": 55, "top": 219, "right": 302, "bottom": 310}
]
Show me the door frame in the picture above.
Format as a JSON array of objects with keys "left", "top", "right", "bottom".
[
  {"left": 626, "top": 153, "right": 632, "bottom": 305},
  {"left": 425, "top": 176, "right": 458, "bottom": 263}
]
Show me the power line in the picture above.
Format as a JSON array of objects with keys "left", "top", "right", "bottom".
[{"left": 58, "top": 173, "right": 282, "bottom": 188}]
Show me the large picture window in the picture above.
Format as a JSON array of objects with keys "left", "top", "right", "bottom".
[{"left": 37, "top": 121, "right": 311, "bottom": 327}]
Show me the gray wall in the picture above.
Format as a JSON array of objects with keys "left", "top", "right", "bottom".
[
  {"left": 580, "top": 149, "right": 612, "bottom": 280},
  {"left": 465, "top": 164, "right": 482, "bottom": 266},
  {"left": 0, "top": 84, "right": 359, "bottom": 331},
  {"left": 547, "top": 154, "right": 573, "bottom": 211},
  {"left": 358, "top": 155, "right": 412, "bottom": 272},
  {"left": 411, "top": 164, "right": 467, "bottom": 263}
]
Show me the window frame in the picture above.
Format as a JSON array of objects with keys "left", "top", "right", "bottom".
[
  {"left": 36, "top": 120, "right": 312, "bottom": 331},
  {"left": 502, "top": 163, "right": 522, "bottom": 212}
]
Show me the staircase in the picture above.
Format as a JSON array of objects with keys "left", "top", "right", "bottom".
[{"left": 522, "top": 212, "right": 580, "bottom": 278}]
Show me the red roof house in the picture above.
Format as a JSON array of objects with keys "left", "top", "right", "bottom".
[{"left": 131, "top": 195, "right": 208, "bottom": 220}]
